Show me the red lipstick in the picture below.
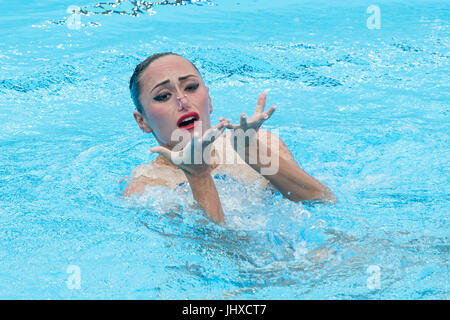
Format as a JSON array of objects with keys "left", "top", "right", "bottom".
[{"left": 177, "top": 112, "right": 200, "bottom": 130}]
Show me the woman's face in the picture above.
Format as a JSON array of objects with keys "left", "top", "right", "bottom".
[{"left": 134, "top": 55, "right": 212, "bottom": 149}]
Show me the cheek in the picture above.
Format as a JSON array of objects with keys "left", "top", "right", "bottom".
[
  {"left": 196, "top": 91, "right": 210, "bottom": 112},
  {"left": 144, "top": 104, "right": 175, "bottom": 138},
  {"left": 198, "top": 94, "right": 211, "bottom": 128},
  {"left": 146, "top": 101, "right": 174, "bottom": 121},
  {"left": 147, "top": 105, "right": 167, "bottom": 120}
]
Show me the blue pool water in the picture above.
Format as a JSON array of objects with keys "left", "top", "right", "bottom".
[{"left": 0, "top": 0, "right": 449, "bottom": 299}]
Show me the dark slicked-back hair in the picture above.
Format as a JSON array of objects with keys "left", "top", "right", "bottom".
[{"left": 129, "top": 52, "right": 200, "bottom": 113}]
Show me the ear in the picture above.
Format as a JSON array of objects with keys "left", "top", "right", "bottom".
[
  {"left": 206, "top": 86, "right": 213, "bottom": 114},
  {"left": 133, "top": 110, "right": 152, "bottom": 133}
]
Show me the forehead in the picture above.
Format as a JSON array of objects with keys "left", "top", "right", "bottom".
[{"left": 139, "top": 55, "right": 200, "bottom": 88}]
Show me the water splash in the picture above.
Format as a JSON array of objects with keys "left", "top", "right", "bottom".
[{"left": 49, "top": 0, "right": 216, "bottom": 27}]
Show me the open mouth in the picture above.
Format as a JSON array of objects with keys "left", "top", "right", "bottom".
[{"left": 177, "top": 112, "right": 199, "bottom": 130}]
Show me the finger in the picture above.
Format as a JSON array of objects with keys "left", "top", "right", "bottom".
[
  {"left": 218, "top": 117, "right": 232, "bottom": 124},
  {"left": 255, "top": 91, "right": 267, "bottom": 113},
  {"left": 219, "top": 118, "right": 235, "bottom": 129},
  {"left": 211, "top": 119, "right": 228, "bottom": 131},
  {"left": 206, "top": 121, "right": 227, "bottom": 140},
  {"left": 240, "top": 113, "right": 247, "bottom": 130},
  {"left": 216, "top": 123, "right": 227, "bottom": 136},
  {"left": 188, "top": 132, "right": 202, "bottom": 162},
  {"left": 225, "top": 122, "right": 240, "bottom": 130},
  {"left": 264, "top": 105, "right": 277, "bottom": 119},
  {"left": 203, "top": 125, "right": 226, "bottom": 145},
  {"left": 150, "top": 146, "right": 172, "bottom": 160}
]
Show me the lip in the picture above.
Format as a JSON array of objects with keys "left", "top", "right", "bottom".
[{"left": 177, "top": 112, "right": 200, "bottom": 129}]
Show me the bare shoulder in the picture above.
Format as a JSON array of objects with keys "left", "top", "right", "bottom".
[
  {"left": 123, "top": 175, "right": 170, "bottom": 197},
  {"left": 123, "top": 156, "right": 186, "bottom": 197}
]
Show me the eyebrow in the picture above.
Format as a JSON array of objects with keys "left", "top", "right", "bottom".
[{"left": 151, "top": 74, "right": 198, "bottom": 93}]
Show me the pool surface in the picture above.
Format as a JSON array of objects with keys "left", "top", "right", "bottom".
[{"left": 0, "top": 0, "right": 449, "bottom": 299}]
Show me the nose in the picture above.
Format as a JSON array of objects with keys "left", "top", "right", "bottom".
[{"left": 176, "top": 94, "right": 189, "bottom": 111}]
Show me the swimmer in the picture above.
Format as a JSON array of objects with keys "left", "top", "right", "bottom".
[{"left": 124, "top": 52, "right": 336, "bottom": 223}]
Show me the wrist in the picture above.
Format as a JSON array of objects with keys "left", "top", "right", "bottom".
[
  {"left": 184, "top": 168, "right": 212, "bottom": 181},
  {"left": 229, "top": 128, "right": 258, "bottom": 152},
  {"left": 185, "top": 170, "right": 225, "bottom": 223},
  {"left": 229, "top": 130, "right": 272, "bottom": 168}
]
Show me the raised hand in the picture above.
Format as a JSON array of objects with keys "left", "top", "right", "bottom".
[
  {"left": 150, "top": 120, "right": 228, "bottom": 177},
  {"left": 221, "top": 91, "right": 276, "bottom": 132}
]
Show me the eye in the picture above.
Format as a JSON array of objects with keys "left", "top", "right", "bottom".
[
  {"left": 185, "top": 83, "right": 199, "bottom": 92},
  {"left": 154, "top": 92, "right": 171, "bottom": 102}
]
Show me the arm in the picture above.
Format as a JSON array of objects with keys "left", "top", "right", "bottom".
[
  {"left": 185, "top": 171, "right": 225, "bottom": 223},
  {"left": 239, "top": 129, "right": 336, "bottom": 203},
  {"left": 225, "top": 92, "right": 336, "bottom": 203},
  {"left": 123, "top": 167, "right": 224, "bottom": 223},
  {"left": 150, "top": 122, "right": 228, "bottom": 224}
]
